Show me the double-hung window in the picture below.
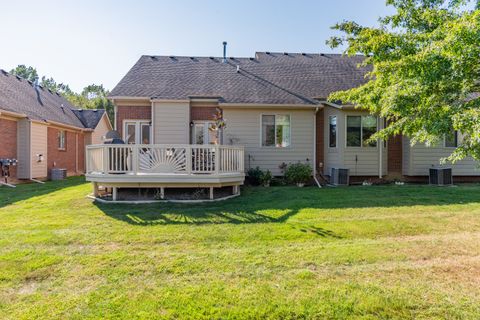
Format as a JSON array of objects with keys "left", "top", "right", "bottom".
[
  {"left": 346, "top": 115, "right": 378, "bottom": 147},
  {"left": 58, "top": 130, "right": 66, "bottom": 150},
  {"left": 261, "top": 115, "right": 290, "bottom": 147},
  {"left": 329, "top": 116, "right": 337, "bottom": 148}
]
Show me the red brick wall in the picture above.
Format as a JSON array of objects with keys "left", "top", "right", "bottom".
[
  {"left": 315, "top": 109, "right": 325, "bottom": 174},
  {"left": 116, "top": 106, "right": 151, "bottom": 137},
  {"left": 47, "top": 127, "right": 84, "bottom": 177},
  {"left": 0, "top": 118, "right": 17, "bottom": 179},
  {"left": 388, "top": 134, "right": 403, "bottom": 174},
  {"left": 191, "top": 106, "right": 217, "bottom": 121},
  {"left": 78, "top": 133, "right": 85, "bottom": 172}
]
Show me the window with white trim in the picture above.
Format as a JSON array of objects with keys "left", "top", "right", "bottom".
[
  {"left": 192, "top": 121, "right": 218, "bottom": 145},
  {"left": 261, "top": 115, "right": 290, "bottom": 147},
  {"left": 329, "top": 116, "right": 337, "bottom": 148},
  {"left": 346, "top": 115, "right": 378, "bottom": 147},
  {"left": 445, "top": 130, "right": 458, "bottom": 148},
  {"left": 58, "top": 130, "right": 66, "bottom": 150},
  {"left": 124, "top": 121, "right": 151, "bottom": 144}
]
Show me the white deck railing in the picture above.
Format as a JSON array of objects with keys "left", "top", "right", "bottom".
[{"left": 86, "top": 144, "right": 244, "bottom": 176}]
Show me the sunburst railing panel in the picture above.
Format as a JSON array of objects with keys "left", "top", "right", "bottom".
[{"left": 86, "top": 144, "right": 244, "bottom": 176}]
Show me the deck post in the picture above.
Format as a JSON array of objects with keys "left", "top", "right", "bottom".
[
  {"left": 214, "top": 146, "right": 220, "bottom": 176},
  {"left": 209, "top": 187, "right": 214, "bottom": 200},
  {"left": 160, "top": 187, "right": 165, "bottom": 199},
  {"left": 186, "top": 147, "right": 192, "bottom": 175},
  {"left": 93, "top": 182, "right": 99, "bottom": 197},
  {"left": 103, "top": 146, "right": 109, "bottom": 174},
  {"left": 233, "top": 185, "right": 240, "bottom": 195},
  {"left": 112, "top": 187, "right": 118, "bottom": 201}
]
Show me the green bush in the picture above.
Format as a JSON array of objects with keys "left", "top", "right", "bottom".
[
  {"left": 247, "top": 167, "right": 264, "bottom": 186},
  {"left": 259, "top": 170, "right": 273, "bottom": 187},
  {"left": 285, "top": 163, "right": 312, "bottom": 185}
]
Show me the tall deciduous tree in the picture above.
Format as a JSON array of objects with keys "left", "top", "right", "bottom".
[
  {"left": 9, "top": 65, "right": 39, "bottom": 82},
  {"left": 8, "top": 64, "right": 114, "bottom": 126},
  {"left": 328, "top": 0, "right": 480, "bottom": 162}
]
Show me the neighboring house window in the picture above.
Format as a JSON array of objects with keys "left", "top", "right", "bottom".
[
  {"left": 192, "top": 122, "right": 218, "bottom": 145},
  {"left": 124, "top": 121, "right": 151, "bottom": 144},
  {"left": 329, "top": 116, "right": 337, "bottom": 148},
  {"left": 445, "top": 130, "right": 458, "bottom": 148},
  {"left": 58, "top": 130, "right": 66, "bottom": 150},
  {"left": 346, "top": 115, "right": 378, "bottom": 147},
  {"left": 261, "top": 115, "right": 290, "bottom": 147}
]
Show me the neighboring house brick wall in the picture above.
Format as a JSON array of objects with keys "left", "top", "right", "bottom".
[
  {"left": 77, "top": 132, "right": 85, "bottom": 173},
  {"left": 315, "top": 108, "right": 324, "bottom": 174},
  {"left": 0, "top": 118, "right": 18, "bottom": 179},
  {"left": 47, "top": 127, "right": 84, "bottom": 176},
  {"left": 116, "top": 106, "right": 151, "bottom": 137},
  {"left": 388, "top": 134, "right": 402, "bottom": 174}
]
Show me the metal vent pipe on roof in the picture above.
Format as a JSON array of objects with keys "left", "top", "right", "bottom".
[{"left": 222, "top": 41, "right": 227, "bottom": 63}]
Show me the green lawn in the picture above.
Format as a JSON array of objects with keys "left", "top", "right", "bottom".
[{"left": 1, "top": 177, "right": 480, "bottom": 319}]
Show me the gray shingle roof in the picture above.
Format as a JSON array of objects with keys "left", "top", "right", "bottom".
[
  {"left": 110, "top": 52, "right": 369, "bottom": 105},
  {"left": 71, "top": 109, "right": 106, "bottom": 129},
  {"left": 0, "top": 70, "right": 85, "bottom": 128}
]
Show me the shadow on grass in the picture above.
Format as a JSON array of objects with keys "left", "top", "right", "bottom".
[
  {"left": 96, "top": 200, "right": 342, "bottom": 238},
  {"left": 94, "top": 183, "right": 480, "bottom": 235},
  {"left": 0, "top": 176, "right": 87, "bottom": 208}
]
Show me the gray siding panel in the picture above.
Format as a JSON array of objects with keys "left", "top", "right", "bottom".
[
  {"left": 223, "top": 108, "right": 315, "bottom": 176},
  {"left": 323, "top": 107, "right": 387, "bottom": 176},
  {"left": 30, "top": 123, "right": 48, "bottom": 178},
  {"left": 406, "top": 142, "right": 480, "bottom": 176},
  {"left": 153, "top": 102, "right": 190, "bottom": 144}
]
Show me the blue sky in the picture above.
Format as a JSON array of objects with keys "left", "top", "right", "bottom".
[{"left": 0, "top": 0, "right": 395, "bottom": 92}]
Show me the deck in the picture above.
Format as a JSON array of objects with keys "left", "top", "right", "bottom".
[{"left": 85, "top": 144, "right": 245, "bottom": 200}]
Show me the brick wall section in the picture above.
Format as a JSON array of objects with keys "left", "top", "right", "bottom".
[
  {"left": 315, "top": 109, "right": 325, "bottom": 174},
  {"left": 191, "top": 106, "right": 218, "bottom": 121},
  {"left": 77, "top": 133, "right": 85, "bottom": 172},
  {"left": 387, "top": 134, "right": 403, "bottom": 174},
  {"left": 0, "top": 118, "right": 17, "bottom": 179},
  {"left": 116, "top": 106, "right": 151, "bottom": 137},
  {"left": 47, "top": 127, "right": 84, "bottom": 177}
]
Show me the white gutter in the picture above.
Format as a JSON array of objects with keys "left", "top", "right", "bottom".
[{"left": 313, "top": 107, "right": 322, "bottom": 188}]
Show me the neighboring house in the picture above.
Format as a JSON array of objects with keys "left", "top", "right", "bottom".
[
  {"left": 84, "top": 50, "right": 479, "bottom": 200},
  {"left": 0, "top": 70, "right": 112, "bottom": 182}
]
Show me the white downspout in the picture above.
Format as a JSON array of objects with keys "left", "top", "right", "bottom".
[
  {"left": 313, "top": 107, "right": 321, "bottom": 188},
  {"left": 113, "top": 100, "right": 117, "bottom": 131}
]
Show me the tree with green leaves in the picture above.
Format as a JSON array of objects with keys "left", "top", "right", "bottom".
[
  {"left": 8, "top": 64, "right": 114, "bottom": 125},
  {"left": 70, "top": 84, "right": 115, "bottom": 122},
  {"left": 328, "top": 0, "right": 480, "bottom": 162},
  {"left": 9, "top": 65, "right": 39, "bottom": 82}
]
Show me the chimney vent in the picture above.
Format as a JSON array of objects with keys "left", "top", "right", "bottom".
[{"left": 222, "top": 41, "right": 227, "bottom": 63}]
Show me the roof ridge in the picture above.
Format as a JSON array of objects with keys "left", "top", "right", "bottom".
[{"left": 143, "top": 54, "right": 255, "bottom": 60}]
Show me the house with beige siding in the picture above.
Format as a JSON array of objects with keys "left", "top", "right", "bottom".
[
  {"left": 0, "top": 70, "right": 112, "bottom": 183},
  {"left": 84, "top": 49, "right": 480, "bottom": 201}
]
